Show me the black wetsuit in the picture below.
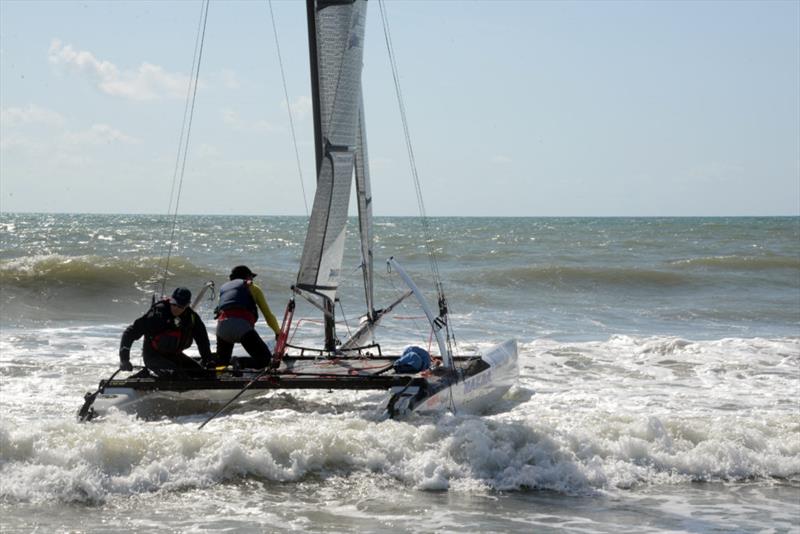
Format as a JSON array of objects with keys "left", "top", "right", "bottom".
[{"left": 120, "top": 300, "right": 212, "bottom": 375}]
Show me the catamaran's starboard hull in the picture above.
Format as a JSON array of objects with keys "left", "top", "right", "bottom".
[
  {"left": 385, "top": 339, "right": 518, "bottom": 417},
  {"left": 87, "top": 340, "right": 518, "bottom": 420}
]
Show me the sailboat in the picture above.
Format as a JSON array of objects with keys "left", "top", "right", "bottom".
[{"left": 79, "top": 0, "right": 518, "bottom": 422}]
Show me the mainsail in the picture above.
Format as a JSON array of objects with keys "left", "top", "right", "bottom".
[{"left": 295, "top": 0, "right": 368, "bottom": 348}]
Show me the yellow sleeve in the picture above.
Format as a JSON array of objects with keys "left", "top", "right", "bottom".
[{"left": 249, "top": 283, "right": 281, "bottom": 336}]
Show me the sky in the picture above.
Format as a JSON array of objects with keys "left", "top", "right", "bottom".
[{"left": 0, "top": 0, "right": 798, "bottom": 217}]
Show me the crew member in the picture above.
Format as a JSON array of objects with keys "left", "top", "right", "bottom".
[
  {"left": 119, "top": 287, "right": 212, "bottom": 376},
  {"left": 214, "top": 265, "right": 280, "bottom": 370}
]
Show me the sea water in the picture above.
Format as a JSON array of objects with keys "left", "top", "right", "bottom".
[{"left": 1, "top": 213, "right": 798, "bottom": 533}]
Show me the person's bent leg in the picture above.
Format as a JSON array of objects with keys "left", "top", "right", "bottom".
[
  {"left": 215, "top": 337, "right": 234, "bottom": 366},
  {"left": 143, "top": 347, "right": 178, "bottom": 376},
  {"left": 171, "top": 352, "right": 206, "bottom": 376},
  {"left": 237, "top": 330, "right": 271, "bottom": 369}
]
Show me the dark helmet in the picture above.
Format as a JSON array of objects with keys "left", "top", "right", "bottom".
[
  {"left": 170, "top": 287, "right": 192, "bottom": 307},
  {"left": 229, "top": 265, "right": 257, "bottom": 280}
]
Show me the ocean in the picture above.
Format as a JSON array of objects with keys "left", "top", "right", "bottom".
[{"left": 1, "top": 213, "right": 798, "bottom": 533}]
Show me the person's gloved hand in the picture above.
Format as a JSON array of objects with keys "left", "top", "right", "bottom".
[{"left": 119, "top": 347, "right": 133, "bottom": 371}]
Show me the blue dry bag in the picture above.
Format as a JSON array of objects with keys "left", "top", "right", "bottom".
[{"left": 393, "top": 346, "right": 431, "bottom": 374}]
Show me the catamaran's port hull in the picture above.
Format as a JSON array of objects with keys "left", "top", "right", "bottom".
[{"left": 90, "top": 340, "right": 518, "bottom": 419}]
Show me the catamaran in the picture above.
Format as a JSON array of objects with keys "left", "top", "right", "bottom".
[{"left": 78, "top": 0, "right": 518, "bottom": 423}]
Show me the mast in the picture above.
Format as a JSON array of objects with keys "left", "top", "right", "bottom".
[
  {"left": 306, "top": 0, "right": 335, "bottom": 350},
  {"left": 306, "top": 0, "right": 323, "bottom": 176}
]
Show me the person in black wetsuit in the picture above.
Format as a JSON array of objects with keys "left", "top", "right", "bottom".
[{"left": 119, "top": 287, "right": 212, "bottom": 376}]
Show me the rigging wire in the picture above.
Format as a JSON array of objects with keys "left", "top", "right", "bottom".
[
  {"left": 153, "top": 0, "right": 208, "bottom": 296},
  {"left": 337, "top": 299, "right": 352, "bottom": 338},
  {"left": 377, "top": 0, "right": 458, "bottom": 356},
  {"left": 156, "top": 0, "right": 211, "bottom": 297},
  {"left": 268, "top": 0, "right": 310, "bottom": 217}
]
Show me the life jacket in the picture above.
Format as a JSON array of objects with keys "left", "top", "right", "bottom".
[
  {"left": 148, "top": 299, "right": 194, "bottom": 354},
  {"left": 216, "top": 279, "right": 258, "bottom": 324}
]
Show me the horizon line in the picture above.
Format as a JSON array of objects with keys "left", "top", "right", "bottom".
[{"left": 2, "top": 210, "right": 798, "bottom": 219}]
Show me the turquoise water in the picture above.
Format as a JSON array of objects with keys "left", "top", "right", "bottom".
[{"left": 1, "top": 213, "right": 798, "bottom": 532}]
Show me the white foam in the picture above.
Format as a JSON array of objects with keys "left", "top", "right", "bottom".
[{"left": 0, "top": 332, "right": 798, "bottom": 505}]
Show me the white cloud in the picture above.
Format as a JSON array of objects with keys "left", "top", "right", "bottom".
[
  {"left": 0, "top": 133, "right": 43, "bottom": 153},
  {"left": 48, "top": 39, "right": 191, "bottom": 100},
  {"left": 1, "top": 104, "right": 65, "bottom": 127},
  {"left": 62, "top": 124, "right": 140, "bottom": 145},
  {"left": 221, "top": 108, "right": 276, "bottom": 133},
  {"left": 1, "top": 105, "right": 137, "bottom": 154},
  {"left": 491, "top": 155, "right": 512, "bottom": 164}
]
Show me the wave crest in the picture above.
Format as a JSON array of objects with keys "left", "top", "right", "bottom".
[
  {"left": 669, "top": 255, "right": 800, "bottom": 270},
  {"left": 468, "top": 265, "right": 688, "bottom": 288},
  {"left": 0, "top": 254, "right": 213, "bottom": 291}
]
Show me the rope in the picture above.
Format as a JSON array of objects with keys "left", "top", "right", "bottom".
[
  {"left": 337, "top": 299, "right": 352, "bottom": 338},
  {"left": 377, "top": 0, "right": 458, "bottom": 358},
  {"left": 324, "top": 260, "right": 366, "bottom": 341},
  {"left": 268, "top": 0, "right": 309, "bottom": 216},
  {"left": 157, "top": 0, "right": 210, "bottom": 297}
]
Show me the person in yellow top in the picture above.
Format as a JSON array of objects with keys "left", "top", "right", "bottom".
[{"left": 214, "top": 265, "right": 281, "bottom": 370}]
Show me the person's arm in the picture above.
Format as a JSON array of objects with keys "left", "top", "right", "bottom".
[
  {"left": 191, "top": 310, "right": 213, "bottom": 361},
  {"left": 249, "top": 284, "right": 281, "bottom": 336},
  {"left": 119, "top": 314, "right": 147, "bottom": 370}
]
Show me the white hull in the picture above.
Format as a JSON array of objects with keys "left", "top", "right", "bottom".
[
  {"left": 88, "top": 340, "right": 519, "bottom": 421},
  {"left": 385, "top": 339, "right": 519, "bottom": 417}
]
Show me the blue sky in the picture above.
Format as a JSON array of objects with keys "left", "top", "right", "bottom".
[{"left": 1, "top": 0, "right": 798, "bottom": 216}]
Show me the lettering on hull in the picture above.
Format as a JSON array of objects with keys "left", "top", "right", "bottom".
[
  {"left": 463, "top": 370, "right": 492, "bottom": 395},
  {"left": 424, "top": 394, "right": 444, "bottom": 409}
]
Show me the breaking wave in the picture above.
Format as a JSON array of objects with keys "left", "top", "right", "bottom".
[
  {"left": 0, "top": 255, "right": 222, "bottom": 323},
  {"left": 0, "top": 404, "right": 797, "bottom": 505},
  {"left": 0, "top": 254, "right": 216, "bottom": 292}
]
